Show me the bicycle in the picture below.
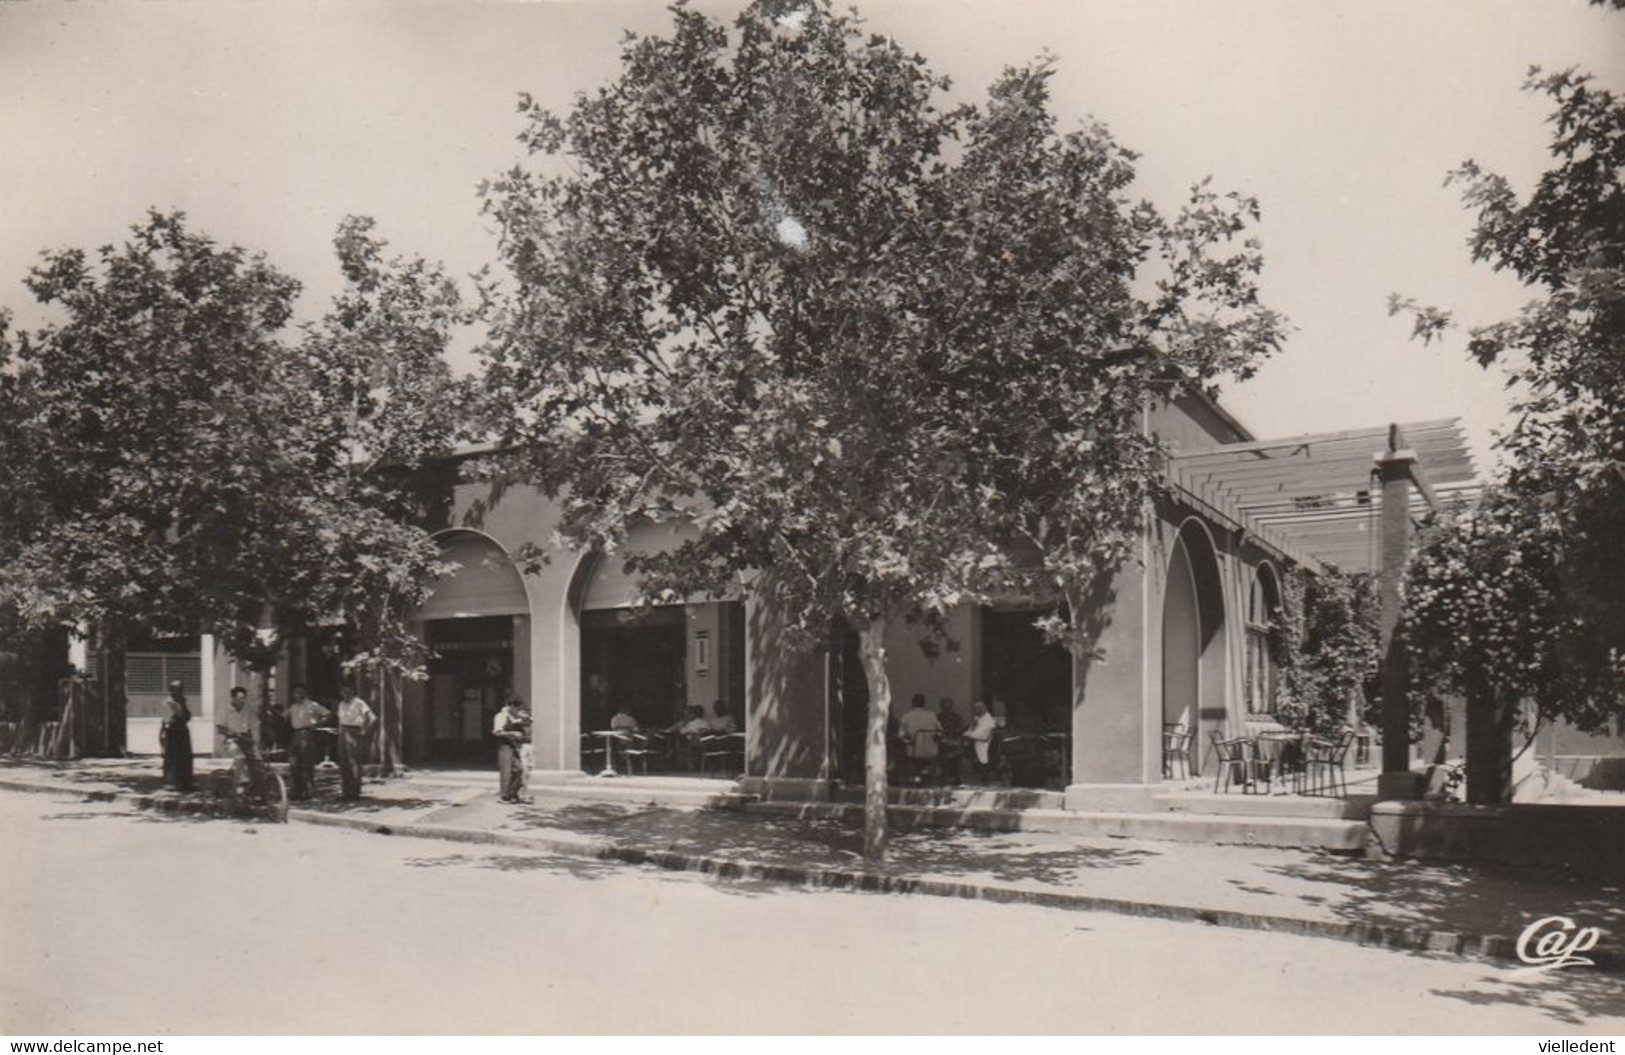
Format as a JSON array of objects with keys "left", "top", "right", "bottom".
[{"left": 218, "top": 732, "right": 289, "bottom": 823}]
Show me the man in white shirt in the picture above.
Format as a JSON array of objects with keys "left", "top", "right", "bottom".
[
  {"left": 706, "top": 700, "right": 737, "bottom": 733},
  {"left": 492, "top": 697, "right": 532, "bottom": 804},
  {"left": 216, "top": 686, "right": 256, "bottom": 795},
  {"left": 336, "top": 691, "right": 376, "bottom": 801},
  {"left": 678, "top": 706, "right": 711, "bottom": 737},
  {"left": 965, "top": 700, "right": 997, "bottom": 781}
]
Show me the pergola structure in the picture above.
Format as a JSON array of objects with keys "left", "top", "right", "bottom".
[
  {"left": 1167, "top": 419, "right": 1479, "bottom": 573},
  {"left": 1169, "top": 418, "right": 1481, "bottom": 795}
]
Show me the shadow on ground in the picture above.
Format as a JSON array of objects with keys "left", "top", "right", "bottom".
[
  {"left": 403, "top": 849, "right": 637, "bottom": 883},
  {"left": 1429, "top": 967, "right": 1625, "bottom": 1026},
  {"left": 1256, "top": 854, "right": 1625, "bottom": 942},
  {"left": 480, "top": 801, "right": 1160, "bottom": 884}
]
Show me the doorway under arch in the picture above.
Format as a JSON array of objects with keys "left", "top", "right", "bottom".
[
  {"left": 571, "top": 522, "right": 747, "bottom": 777},
  {"left": 1161, "top": 520, "right": 1230, "bottom": 777},
  {"left": 413, "top": 530, "right": 530, "bottom": 764}
]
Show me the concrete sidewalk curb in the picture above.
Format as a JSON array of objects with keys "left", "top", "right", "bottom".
[{"left": 5, "top": 774, "right": 1619, "bottom": 974}]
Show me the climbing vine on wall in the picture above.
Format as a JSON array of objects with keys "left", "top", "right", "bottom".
[{"left": 1275, "top": 565, "right": 1381, "bottom": 734}]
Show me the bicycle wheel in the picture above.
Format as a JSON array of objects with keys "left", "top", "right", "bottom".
[
  {"left": 266, "top": 764, "right": 289, "bottom": 822},
  {"left": 257, "top": 767, "right": 289, "bottom": 824}
]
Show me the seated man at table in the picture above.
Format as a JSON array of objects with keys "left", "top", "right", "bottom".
[
  {"left": 668, "top": 705, "right": 709, "bottom": 737},
  {"left": 610, "top": 707, "right": 639, "bottom": 732},
  {"left": 667, "top": 705, "right": 711, "bottom": 769},
  {"left": 707, "top": 699, "right": 738, "bottom": 733},
  {"left": 898, "top": 693, "right": 941, "bottom": 784}
]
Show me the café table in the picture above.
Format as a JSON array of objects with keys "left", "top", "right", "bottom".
[
  {"left": 1253, "top": 730, "right": 1307, "bottom": 794},
  {"left": 589, "top": 730, "right": 627, "bottom": 777}
]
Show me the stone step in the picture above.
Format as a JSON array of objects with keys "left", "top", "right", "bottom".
[
  {"left": 523, "top": 778, "right": 753, "bottom": 810},
  {"left": 832, "top": 785, "right": 1067, "bottom": 810},
  {"left": 745, "top": 800, "right": 1369, "bottom": 852},
  {"left": 1152, "top": 791, "right": 1377, "bottom": 821}
]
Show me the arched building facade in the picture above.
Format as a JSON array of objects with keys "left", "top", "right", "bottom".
[{"left": 377, "top": 389, "right": 1323, "bottom": 809}]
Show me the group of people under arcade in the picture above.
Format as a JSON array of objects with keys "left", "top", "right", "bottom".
[
  {"left": 889, "top": 693, "right": 1061, "bottom": 787},
  {"left": 607, "top": 698, "right": 739, "bottom": 771},
  {"left": 159, "top": 679, "right": 377, "bottom": 801}
]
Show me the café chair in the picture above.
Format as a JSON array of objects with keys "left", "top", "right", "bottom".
[
  {"left": 620, "top": 732, "right": 658, "bottom": 776},
  {"left": 1211, "top": 732, "right": 1264, "bottom": 794}
]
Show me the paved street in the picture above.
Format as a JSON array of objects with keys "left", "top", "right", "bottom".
[{"left": 3, "top": 792, "right": 1622, "bottom": 1034}]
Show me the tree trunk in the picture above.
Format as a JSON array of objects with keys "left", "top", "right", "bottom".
[
  {"left": 378, "top": 666, "right": 403, "bottom": 777},
  {"left": 1464, "top": 685, "right": 1513, "bottom": 805},
  {"left": 90, "top": 615, "right": 128, "bottom": 758},
  {"left": 252, "top": 666, "right": 274, "bottom": 749},
  {"left": 855, "top": 616, "right": 891, "bottom": 862}
]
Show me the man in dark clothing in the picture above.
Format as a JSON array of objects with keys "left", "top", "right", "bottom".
[
  {"left": 937, "top": 697, "right": 966, "bottom": 784},
  {"left": 159, "top": 680, "right": 194, "bottom": 791}
]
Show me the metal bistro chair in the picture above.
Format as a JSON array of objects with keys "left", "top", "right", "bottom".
[
  {"left": 1162, "top": 723, "right": 1195, "bottom": 781},
  {"left": 580, "top": 732, "right": 607, "bottom": 773},
  {"left": 1210, "top": 732, "right": 1265, "bottom": 794},
  {"left": 619, "top": 732, "right": 658, "bottom": 776},
  {"left": 700, "top": 732, "right": 745, "bottom": 777},
  {"left": 1304, "top": 730, "right": 1355, "bottom": 797}
]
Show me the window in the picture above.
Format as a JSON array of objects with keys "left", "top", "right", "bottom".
[{"left": 1244, "top": 571, "right": 1279, "bottom": 715}]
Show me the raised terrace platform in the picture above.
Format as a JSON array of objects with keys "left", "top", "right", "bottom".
[{"left": 493, "top": 773, "right": 1377, "bottom": 853}]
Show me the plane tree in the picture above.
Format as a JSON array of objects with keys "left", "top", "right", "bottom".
[
  {"left": 0, "top": 211, "right": 454, "bottom": 755},
  {"left": 1396, "top": 52, "right": 1625, "bottom": 801},
  {"left": 478, "top": 0, "right": 1284, "bottom": 857}
]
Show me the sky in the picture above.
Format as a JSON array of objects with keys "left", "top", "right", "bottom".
[{"left": 3, "top": 0, "right": 1622, "bottom": 474}]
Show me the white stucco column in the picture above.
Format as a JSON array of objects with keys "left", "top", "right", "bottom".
[{"left": 200, "top": 634, "right": 217, "bottom": 725}]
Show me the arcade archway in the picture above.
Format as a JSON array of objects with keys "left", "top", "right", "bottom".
[
  {"left": 412, "top": 530, "right": 529, "bottom": 763},
  {"left": 1161, "top": 520, "right": 1229, "bottom": 776},
  {"left": 574, "top": 523, "right": 747, "bottom": 776}
]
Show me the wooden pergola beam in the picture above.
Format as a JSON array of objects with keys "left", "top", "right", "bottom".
[
  {"left": 1169, "top": 418, "right": 1462, "bottom": 461},
  {"left": 1178, "top": 450, "right": 1474, "bottom": 485}
]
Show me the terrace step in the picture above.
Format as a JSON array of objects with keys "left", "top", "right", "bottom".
[
  {"left": 1152, "top": 791, "right": 1377, "bottom": 821},
  {"left": 522, "top": 776, "right": 754, "bottom": 810},
  {"left": 832, "top": 785, "right": 1067, "bottom": 810},
  {"left": 745, "top": 800, "right": 1369, "bottom": 852}
]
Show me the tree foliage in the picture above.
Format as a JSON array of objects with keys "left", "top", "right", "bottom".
[
  {"left": 1391, "top": 62, "right": 1625, "bottom": 742},
  {"left": 1401, "top": 493, "right": 1620, "bottom": 801},
  {"left": 478, "top": 1, "right": 1284, "bottom": 856},
  {"left": 0, "top": 211, "right": 457, "bottom": 728}
]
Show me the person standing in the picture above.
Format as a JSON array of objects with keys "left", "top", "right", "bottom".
[
  {"left": 159, "top": 679, "right": 194, "bottom": 792},
  {"left": 335, "top": 690, "right": 376, "bottom": 801},
  {"left": 965, "top": 699, "right": 997, "bottom": 783},
  {"left": 492, "top": 697, "right": 532, "bottom": 804},
  {"left": 51, "top": 665, "right": 89, "bottom": 761},
  {"left": 216, "top": 686, "right": 256, "bottom": 795},
  {"left": 898, "top": 693, "right": 941, "bottom": 784},
  {"left": 285, "top": 684, "right": 331, "bottom": 801}
]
